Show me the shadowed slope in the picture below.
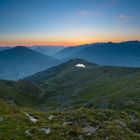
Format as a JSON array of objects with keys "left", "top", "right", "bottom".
[{"left": 0, "top": 46, "right": 59, "bottom": 80}]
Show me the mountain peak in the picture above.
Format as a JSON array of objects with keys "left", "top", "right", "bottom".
[
  {"left": 66, "top": 58, "right": 98, "bottom": 67},
  {"left": 24, "top": 58, "right": 98, "bottom": 82},
  {"left": 12, "top": 46, "right": 31, "bottom": 51},
  {"left": 0, "top": 45, "right": 59, "bottom": 80}
]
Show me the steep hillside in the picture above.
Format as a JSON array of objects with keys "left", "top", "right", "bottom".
[
  {"left": 0, "top": 80, "right": 41, "bottom": 108},
  {"left": 0, "top": 46, "right": 59, "bottom": 80}
]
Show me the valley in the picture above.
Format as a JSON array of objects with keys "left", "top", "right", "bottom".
[
  {"left": 0, "top": 43, "right": 140, "bottom": 139},
  {"left": 1, "top": 0, "right": 140, "bottom": 139}
]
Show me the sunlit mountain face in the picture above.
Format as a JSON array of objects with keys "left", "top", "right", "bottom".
[{"left": 0, "top": 0, "right": 140, "bottom": 46}]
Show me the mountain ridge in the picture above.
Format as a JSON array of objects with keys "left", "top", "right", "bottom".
[
  {"left": 0, "top": 46, "right": 60, "bottom": 80},
  {"left": 54, "top": 41, "right": 140, "bottom": 67},
  {"left": 23, "top": 59, "right": 140, "bottom": 111}
]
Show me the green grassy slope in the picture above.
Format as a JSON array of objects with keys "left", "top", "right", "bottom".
[
  {"left": 0, "top": 59, "right": 140, "bottom": 112},
  {"left": 72, "top": 71, "right": 140, "bottom": 111},
  {"left": 0, "top": 59, "right": 140, "bottom": 139},
  {"left": 0, "top": 80, "right": 41, "bottom": 108},
  {"left": 25, "top": 59, "right": 140, "bottom": 111},
  {"left": 0, "top": 99, "right": 140, "bottom": 140}
]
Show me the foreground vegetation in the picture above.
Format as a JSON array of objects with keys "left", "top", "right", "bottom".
[
  {"left": 0, "top": 99, "right": 140, "bottom": 140},
  {"left": 0, "top": 59, "right": 140, "bottom": 139}
]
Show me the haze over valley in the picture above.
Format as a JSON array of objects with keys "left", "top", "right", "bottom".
[{"left": 0, "top": 0, "right": 140, "bottom": 139}]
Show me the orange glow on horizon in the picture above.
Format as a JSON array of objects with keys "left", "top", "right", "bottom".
[
  {"left": 0, "top": 34, "right": 140, "bottom": 47},
  {"left": 0, "top": 40, "right": 94, "bottom": 47}
]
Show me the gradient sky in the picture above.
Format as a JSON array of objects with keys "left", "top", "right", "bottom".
[{"left": 0, "top": 0, "right": 140, "bottom": 46}]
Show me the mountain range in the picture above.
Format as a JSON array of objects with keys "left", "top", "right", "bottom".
[
  {"left": 0, "top": 41, "right": 140, "bottom": 80},
  {"left": 0, "top": 42, "right": 140, "bottom": 139},
  {"left": 0, "top": 59, "right": 140, "bottom": 139},
  {"left": 24, "top": 59, "right": 140, "bottom": 111},
  {"left": 0, "top": 47, "right": 10, "bottom": 51},
  {"left": 0, "top": 59, "right": 139, "bottom": 111},
  {"left": 30, "top": 45, "right": 65, "bottom": 55},
  {"left": 55, "top": 41, "right": 140, "bottom": 67},
  {"left": 0, "top": 46, "right": 60, "bottom": 80}
]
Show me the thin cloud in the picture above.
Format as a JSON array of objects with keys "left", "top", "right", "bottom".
[
  {"left": 119, "top": 14, "right": 127, "bottom": 19},
  {"left": 79, "top": 11, "right": 104, "bottom": 17},
  {"left": 80, "top": 11, "right": 89, "bottom": 16}
]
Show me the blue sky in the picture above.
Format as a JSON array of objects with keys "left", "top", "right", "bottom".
[{"left": 0, "top": 0, "right": 140, "bottom": 46}]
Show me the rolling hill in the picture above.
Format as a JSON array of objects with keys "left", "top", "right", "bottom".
[
  {"left": 0, "top": 46, "right": 60, "bottom": 80},
  {"left": 24, "top": 59, "right": 140, "bottom": 111},
  {"left": 1, "top": 58, "right": 140, "bottom": 111},
  {"left": 0, "top": 59, "right": 140, "bottom": 139},
  {"left": 0, "top": 80, "right": 41, "bottom": 107}
]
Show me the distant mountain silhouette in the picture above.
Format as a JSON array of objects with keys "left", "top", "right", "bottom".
[
  {"left": 0, "top": 47, "right": 10, "bottom": 51},
  {"left": 55, "top": 41, "right": 140, "bottom": 67},
  {"left": 0, "top": 46, "right": 59, "bottom": 80},
  {"left": 30, "top": 46, "right": 65, "bottom": 55}
]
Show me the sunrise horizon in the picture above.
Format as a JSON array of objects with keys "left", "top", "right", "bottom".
[
  {"left": 0, "top": 39, "right": 140, "bottom": 47},
  {"left": 0, "top": 0, "right": 140, "bottom": 47},
  {"left": 0, "top": 1, "right": 140, "bottom": 139}
]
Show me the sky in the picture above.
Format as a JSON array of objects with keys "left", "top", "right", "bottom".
[{"left": 0, "top": 0, "right": 140, "bottom": 46}]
